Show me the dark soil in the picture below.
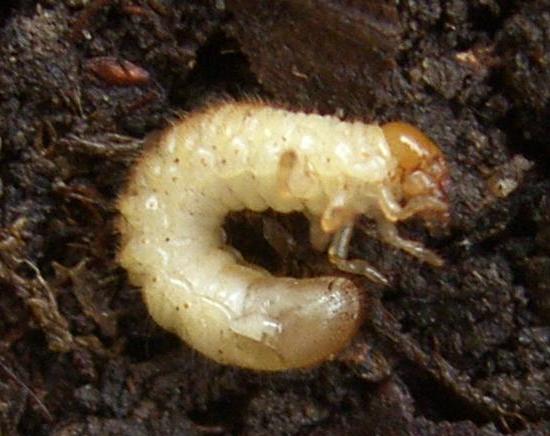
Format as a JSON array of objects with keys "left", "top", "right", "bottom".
[{"left": 0, "top": 1, "right": 549, "bottom": 435}]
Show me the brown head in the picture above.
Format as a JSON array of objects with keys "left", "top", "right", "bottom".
[{"left": 382, "top": 122, "right": 451, "bottom": 231}]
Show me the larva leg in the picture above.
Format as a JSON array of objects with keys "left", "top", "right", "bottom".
[
  {"left": 377, "top": 220, "right": 444, "bottom": 266},
  {"left": 395, "top": 196, "right": 448, "bottom": 221},
  {"left": 308, "top": 215, "right": 331, "bottom": 251},
  {"left": 378, "top": 186, "right": 447, "bottom": 222},
  {"left": 320, "top": 192, "right": 357, "bottom": 233},
  {"left": 328, "top": 224, "right": 389, "bottom": 285},
  {"left": 377, "top": 186, "right": 403, "bottom": 222}
]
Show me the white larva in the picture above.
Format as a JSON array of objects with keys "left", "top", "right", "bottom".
[{"left": 117, "top": 101, "right": 450, "bottom": 371}]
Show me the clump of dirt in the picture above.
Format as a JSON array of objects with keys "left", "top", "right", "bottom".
[{"left": 0, "top": 1, "right": 548, "bottom": 435}]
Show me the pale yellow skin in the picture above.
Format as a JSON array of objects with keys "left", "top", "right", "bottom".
[{"left": 118, "top": 102, "right": 447, "bottom": 371}]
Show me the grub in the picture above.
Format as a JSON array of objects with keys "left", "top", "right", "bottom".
[{"left": 0, "top": 0, "right": 548, "bottom": 434}]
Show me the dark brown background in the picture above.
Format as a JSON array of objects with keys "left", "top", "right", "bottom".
[{"left": 0, "top": 1, "right": 549, "bottom": 435}]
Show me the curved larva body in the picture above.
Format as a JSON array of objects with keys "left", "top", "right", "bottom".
[{"left": 118, "top": 102, "right": 449, "bottom": 371}]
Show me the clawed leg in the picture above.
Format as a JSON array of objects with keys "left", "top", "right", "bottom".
[
  {"left": 395, "top": 196, "right": 448, "bottom": 221},
  {"left": 378, "top": 186, "right": 447, "bottom": 222},
  {"left": 377, "top": 220, "right": 444, "bottom": 266},
  {"left": 328, "top": 224, "right": 389, "bottom": 285},
  {"left": 308, "top": 215, "right": 331, "bottom": 252}
]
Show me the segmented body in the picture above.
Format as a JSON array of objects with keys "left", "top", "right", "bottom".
[{"left": 118, "top": 102, "right": 449, "bottom": 371}]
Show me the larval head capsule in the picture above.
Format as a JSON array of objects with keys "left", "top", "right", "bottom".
[{"left": 382, "top": 122, "right": 450, "bottom": 229}]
